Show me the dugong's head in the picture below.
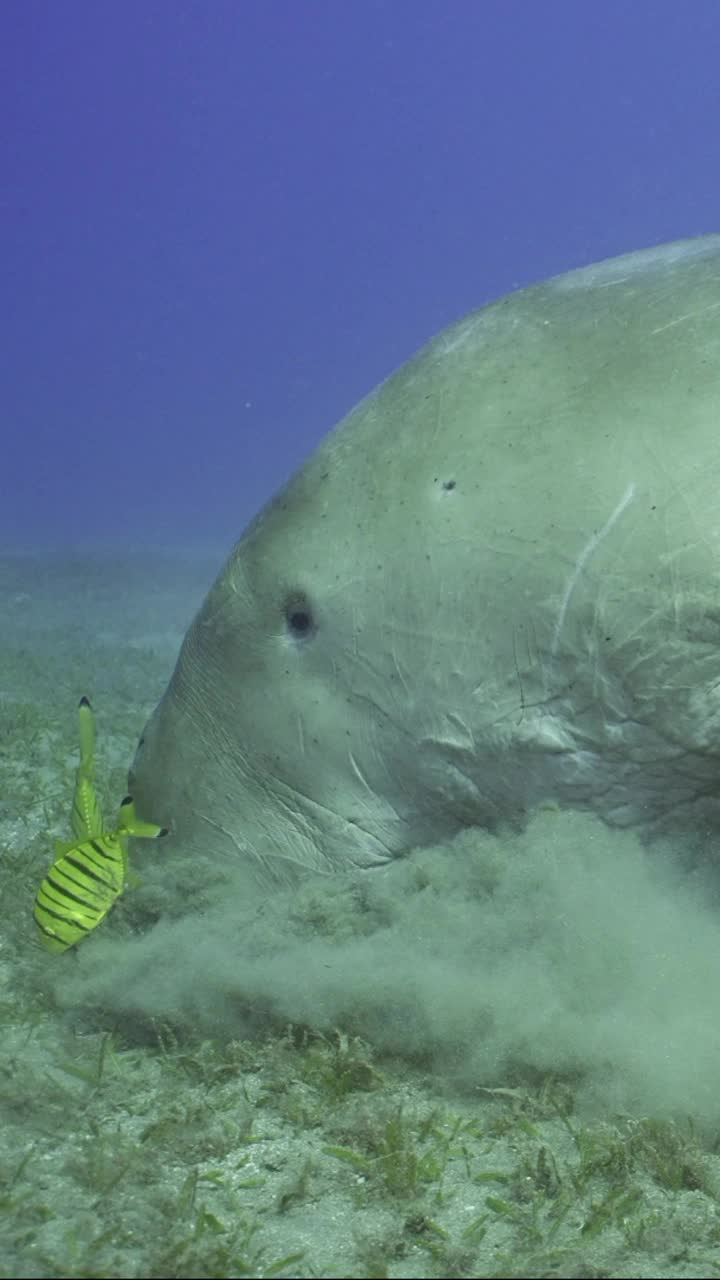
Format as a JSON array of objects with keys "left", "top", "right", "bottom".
[
  {"left": 131, "top": 235, "right": 720, "bottom": 884},
  {"left": 130, "top": 339, "right": 527, "bottom": 882}
]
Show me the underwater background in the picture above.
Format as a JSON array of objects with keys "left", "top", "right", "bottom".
[{"left": 4, "top": 3, "right": 720, "bottom": 1277}]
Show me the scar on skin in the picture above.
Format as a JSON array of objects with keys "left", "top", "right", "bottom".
[
  {"left": 551, "top": 483, "right": 636, "bottom": 656},
  {"left": 651, "top": 300, "right": 720, "bottom": 336}
]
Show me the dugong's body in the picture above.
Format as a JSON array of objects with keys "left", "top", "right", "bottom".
[{"left": 131, "top": 235, "right": 720, "bottom": 884}]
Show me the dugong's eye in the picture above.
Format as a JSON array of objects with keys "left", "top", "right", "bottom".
[{"left": 283, "top": 591, "right": 316, "bottom": 640}]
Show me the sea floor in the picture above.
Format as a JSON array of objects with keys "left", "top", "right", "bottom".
[{"left": 2, "top": 551, "right": 720, "bottom": 1280}]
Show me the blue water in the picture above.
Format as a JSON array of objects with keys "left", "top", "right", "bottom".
[{"left": 2, "top": 0, "right": 718, "bottom": 550}]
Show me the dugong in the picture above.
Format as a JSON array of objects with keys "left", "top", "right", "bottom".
[{"left": 130, "top": 235, "right": 720, "bottom": 885}]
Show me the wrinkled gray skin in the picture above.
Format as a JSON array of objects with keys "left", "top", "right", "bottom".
[{"left": 130, "top": 235, "right": 720, "bottom": 885}]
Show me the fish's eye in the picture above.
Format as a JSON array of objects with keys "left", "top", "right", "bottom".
[{"left": 283, "top": 591, "right": 316, "bottom": 640}]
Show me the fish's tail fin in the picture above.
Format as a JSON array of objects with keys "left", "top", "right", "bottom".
[
  {"left": 117, "top": 795, "right": 169, "bottom": 842},
  {"left": 71, "top": 696, "right": 104, "bottom": 840},
  {"left": 77, "top": 695, "right": 96, "bottom": 776}
]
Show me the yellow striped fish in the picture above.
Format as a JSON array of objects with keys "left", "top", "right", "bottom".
[{"left": 33, "top": 698, "right": 168, "bottom": 954}]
